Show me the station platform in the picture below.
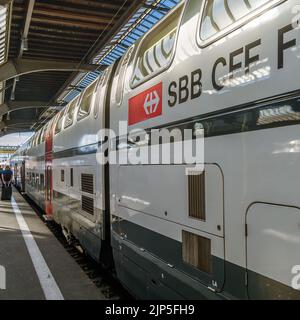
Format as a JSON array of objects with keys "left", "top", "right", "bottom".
[{"left": 0, "top": 188, "right": 105, "bottom": 300}]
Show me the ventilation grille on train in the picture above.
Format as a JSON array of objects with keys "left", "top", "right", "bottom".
[
  {"left": 81, "top": 174, "right": 94, "bottom": 194},
  {"left": 182, "top": 230, "right": 212, "bottom": 274},
  {"left": 81, "top": 195, "right": 94, "bottom": 215},
  {"left": 188, "top": 171, "right": 205, "bottom": 221}
]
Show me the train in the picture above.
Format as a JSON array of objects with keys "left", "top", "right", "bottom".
[{"left": 10, "top": 0, "right": 300, "bottom": 299}]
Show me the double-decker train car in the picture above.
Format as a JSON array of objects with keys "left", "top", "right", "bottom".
[{"left": 11, "top": 0, "right": 300, "bottom": 299}]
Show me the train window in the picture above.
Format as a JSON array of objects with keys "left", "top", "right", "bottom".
[
  {"left": 70, "top": 168, "right": 74, "bottom": 187},
  {"left": 115, "top": 46, "right": 134, "bottom": 105},
  {"left": 94, "top": 70, "right": 108, "bottom": 118},
  {"left": 31, "top": 135, "right": 36, "bottom": 147},
  {"left": 37, "top": 132, "right": 42, "bottom": 144},
  {"left": 35, "top": 131, "right": 39, "bottom": 145},
  {"left": 77, "top": 81, "right": 97, "bottom": 121},
  {"left": 46, "top": 167, "right": 51, "bottom": 201},
  {"left": 64, "top": 97, "right": 79, "bottom": 129},
  {"left": 40, "top": 174, "right": 44, "bottom": 188},
  {"left": 32, "top": 133, "right": 38, "bottom": 147},
  {"left": 55, "top": 112, "right": 64, "bottom": 135},
  {"left": 61, "top": 169, "right": 65, "bottom": 183},
  {"left": 130, "top": 4, "right": 184, "bottom": 88},
  {"left": 36, "top": 131, "right": 40, "bottom": 145},
  {"left": 199, "top": 0, "right": 280, "bottom": 45},
  {"left": 35, "top": 132, "right": 40, "bottom": 146},
  {"left": 50, "top": 117, "right": 57, "bottom": 135},
  {"left": 36, "top": 129, "right": 43, "bottom": 145},
  {"left": 182, "top": 231, "right": 212, "bottom": 274},
  {"left": 41, "top": 124, "right": 48, "bottom": 143}
]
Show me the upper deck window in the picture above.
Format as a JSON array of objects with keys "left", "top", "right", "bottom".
[
  {"left": 32, "top": 134, "right": 38, "bottom": 147},
  {"left": 29, "top": 138, "right": 33, "bottom": 148},
  {"left": 77, "top": 81, "right": 97, "bottom": 121},
  {"left": 64, "top": 97, "right": 79, "bottom": 129},
  {"left": 94, "top": 69, "right": 110, "bottom": 118},
  {"left": 41, "top": 125, "right": 47, "bottom": 143},
  {"left": 130, "top": 4, "right": 184, "bottom": 88},
  {"left": 115, "top": 46, "right": 134, "bottom": 105},
  {"left": 34, "top": 131, "right": 42, "bottom": 147},
  {"left": 36, "top": 129, "right": 43, "bottom": 145},
  {"left": 200, "top": 0, "right": 279, "bottom": 44},
  {"left": 41, "top": 123, "right": 49, "bottom": 142},
  {"left": 55, "top": 112, "right": 64, "bottom": 135}
]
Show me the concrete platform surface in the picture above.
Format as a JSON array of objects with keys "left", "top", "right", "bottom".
[{"left": 0, "top": 189, "right": 105, "bottom": 300}]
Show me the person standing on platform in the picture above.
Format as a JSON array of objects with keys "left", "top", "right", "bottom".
[
  {"left": 0, "top": 166, "right": 3, "bottom": 186},
  {"left": 1, "top": 165, "right": 13, "bottom": 201}
]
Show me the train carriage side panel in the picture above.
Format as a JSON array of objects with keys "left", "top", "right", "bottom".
[
  {"left": 24, "top": 129, "right": 47, "bottom": 210},
  {"left": 109, "top": 0, "right": 300, "bottom": 299},
  {"left": 51, "top": 64, "right": 117, "bottom": 263}
]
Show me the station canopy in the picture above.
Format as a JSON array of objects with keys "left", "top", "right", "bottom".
[{"left": 0, "top": 0, "right": 179, "bottom": 137}]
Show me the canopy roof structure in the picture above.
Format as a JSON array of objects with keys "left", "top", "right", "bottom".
[{"left": 0, "top": 0, "right": 179, "bottom": 136}]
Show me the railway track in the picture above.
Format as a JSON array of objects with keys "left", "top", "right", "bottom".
[{"left": 20, "top": 191, "right": 133, "bottom": 301}]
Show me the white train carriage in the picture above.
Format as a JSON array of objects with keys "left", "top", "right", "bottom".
[
  {"left": 11, "top": 144, "right": 27, "bottom": 192},
  {"left": 11, "top": 0, "right": 300, "bottom": 299}
]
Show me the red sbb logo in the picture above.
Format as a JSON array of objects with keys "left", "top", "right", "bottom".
[{"left": 128, "top": 82, "right": 162, "bottom": 125}]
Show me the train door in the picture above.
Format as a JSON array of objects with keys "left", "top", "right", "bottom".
[
  {"left": 93, "top": 63, "right": 118, "bottom": 242},
  {"left": 45, "top": 120, "right": 54, "bottom": 217},
  {"left": 45, "top": 165, "right": 53, "bottom": 216},
  {"left": 246, "top": 203, "right": 300, "bottom": 299},
  {"left": 116, "top": 163, "right": 225, "bottom": 293},
  {"left": 21, "top": 161, "right": 25, "bottom": 192},
  {"left": 14, "top": 163, "right": 18, "bottom": 185}
]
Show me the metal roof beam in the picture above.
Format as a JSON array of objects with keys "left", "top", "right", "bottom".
[
  {"left": 19, "top": 0, "right": 35, "bottom": 57},
  {"left": 0, "top": 83, "right": 13, "bottom": 94},
  {"left": 0, "top": 100, "right": 62, "bottom": 117},
  {"left": 0, "top": 1, "right": 12, "bottom": 5},
  {"left": 143, "top": 4, "right": 170, "bottom": 13},
  {"left": 0, "top": 58, "right": 100, "bottom": 82},
  {"left": 53, "top": 0, "right": 146, "bottom": 103},
  {"left": 10, "top": 1, "right": 35, "bottom": 101},
  {"left": 0, "top": 118, "right": 37, "bottom": 130},
  {"left": 86, "top": 0, "right": 146, "bottom": 62}
]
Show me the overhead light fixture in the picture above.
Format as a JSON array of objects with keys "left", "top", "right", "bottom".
[
  {"left": 0, "top": 2, "right": 10, "bottom": 105},
  {"left": 0, "top": 4, "right": 8, "bottom": 65},
  {"left": 21, "top": 37, "right": 28, "bottom": 51}
]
